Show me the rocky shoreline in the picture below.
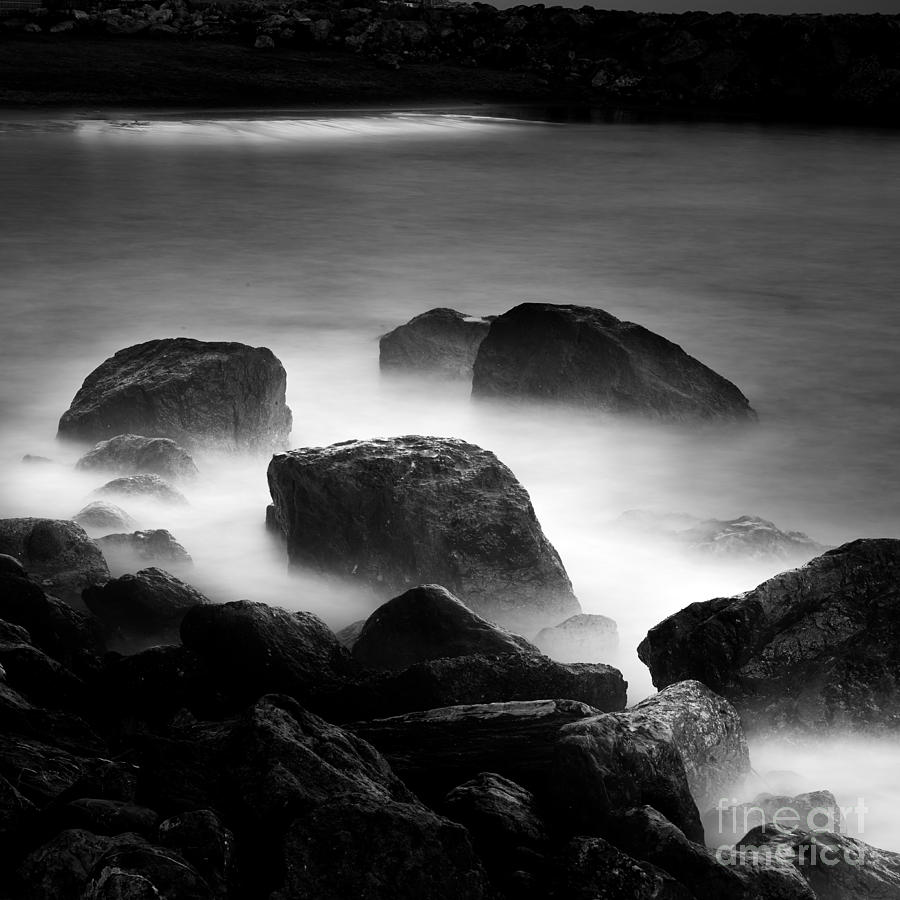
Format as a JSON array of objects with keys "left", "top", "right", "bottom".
[{"left": 1, "top": 5, "right": 900, "bottom": 123}]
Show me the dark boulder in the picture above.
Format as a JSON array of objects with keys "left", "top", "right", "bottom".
[
  {"left": 471, "top": 303, "right": 756, "bottom": 422},
  {"left": 51, "top": 798, "right": 160, "bottom": 837},
  {"left": 76, "top": 433, "right": 199, "bottom": 481},
  {"left": 335, "top": 618, "right": 365, "bottom": 649},
  {"left": 267, "top": 436, "right": 580, "bottom": 634},
  {"left": 97, "top": 530, "right": 192, "bottom": 574},
  {"left": 157, "top": 809, "right": 234, "bottom": 899},
  {"left": 533, "top": 613, "right": 618, "bottom": 663},
  {"left": 0, "top": 774, "right": 37, "bottom": 871},
  {"left": 0, "top": 553, "right": 27, "bottom": 577},
  {"left": 74, "top": 501, "right": 139, "bottom": 537},
  {"left": 0, "top": 640, "right": 88, "bottom": 711},
  {"left": 0, "top": 518, "right": 109, "bottom": 605},
  {"left": 84, "top": 568, "right": 209, "bottom": 648},
  {"left": 348, "top": 699, "right": 602, "bottom": 804},
  {"left": 57, "top": 337, "right": 292, "bottom": 452},
  {"left": 352, "top": 584, "right": 538, "bottom": 671},
  {"left": 638, "top": 539, "right": 900, "bottom": 733},
  {"left": 94, "top": 473, "right": 188, "bottom": 506},
  {"left": 379, "top": 307, "right": 491, "bottom": 378}
]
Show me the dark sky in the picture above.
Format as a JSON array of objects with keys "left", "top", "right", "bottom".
[{"left": 493, "top": 0, "right": 900, "bottom": 11}]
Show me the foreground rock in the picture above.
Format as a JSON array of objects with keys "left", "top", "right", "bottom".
[
  {"left": 0, "top": 518, "right": 109, "bottom": 605},
  {"left": 57, "top": 337, "right": 292, "bottom": 451},
  {"left": 94, "top": 474, "right": 188, "bottom": 506},
  {"left": 638, "top": 539, "right": 900, "bottom": 732},
  {"left": 96, "top": 530, "right": 192, "bottom": 573},
  {"left": 73, "top": 502, "right": 139, "bottom": 537},
  {"left": 472, "top": 303, "right": 756, "bottom": 422},
  {"left": 352, "top": 584, "right": 538, "bottom": 671},
  {"left": 379, "top": 308, "right": 491, "bottom": 378},
  {"left": 533, "top": 613, "right": 618, "bottom": 663},
  {"left": 76, "top": 434, "right": 199, "bottom": 481},
  {"left": 267, "top": 436, "right": 580, "bottom": 633}
]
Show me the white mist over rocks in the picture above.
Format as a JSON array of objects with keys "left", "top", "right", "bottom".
[{"left": 2, "top": 112, "right": 900, "bottom": 849}]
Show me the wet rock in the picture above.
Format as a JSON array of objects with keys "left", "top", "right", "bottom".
[
  {"left": 74, "top": 502, "right": 140, "bottom": 537},
  {"left": 76, "top": 434, "right": 199, "bottom": 481},
  {"left": 96, "top": 530, "right": 192, "bottom": 573},
  {"left": 472, "top": 303, "right": 756, "bottom": 422},
  {"left": 267, "top": 436, "right": 580, "bottom": 634},
  {"left": 0, "top": 518, "right": 110, "bottom": 605},
  {"left": 533, "top": 613, "right": 618, "bottom": 663},
  {"left": 379, "top": 307, "right": 491, "bottom": 378},
  {"left": 638, "top": 539, "right": 900, "bottom": 732},
  {"left": 94, "top": 474, "right": 188, "bottom": 506},
  {"left": 89, "top": 841, "right": 213, "bottom": 900},
  {"left": 84, "top": 568, "right": 209, "bottom": 648},
  {"left": 349, "top": 699, "right": 602, "bottom": 804},
  {"left": 157, "top": 809, "right": 233, "bottom": 898},
  {"left": 352, "top": 584, "right": 538, "bottom": 671},
  {"left": 57, "top": 337, "right": 292, "bottom": 452}
]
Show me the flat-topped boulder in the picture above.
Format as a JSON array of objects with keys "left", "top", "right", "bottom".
[
  {"left": 533, "top": 613, "right": 618, "bottom": 663},
  {"left": 352, "top": 584, "right": 538, "bottom": 672},
  {"left": 267, "top": 436, "right": 580, "bottom": 634},
  {"left": 57, "top": 338, "right": 292, "bottom": 451},
  {"left": 638, "top": 539, "right": 900, "bottom": 733},
  {"left": 76, "top": 434, "right": 198, "bottom": 481},
  {"left": 379, "top": 308, "right": 491, "bottom": 378},
  {"left": 472, "top": 303, "right": 756, "bottom": 422}
]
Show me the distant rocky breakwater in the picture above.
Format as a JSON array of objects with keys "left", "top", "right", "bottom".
[
  {"left": 3, "top": 317, "right": 900, "bottom": 896},
  {"left": 3, "top": 1, "right": 900, "bottom": 122}
]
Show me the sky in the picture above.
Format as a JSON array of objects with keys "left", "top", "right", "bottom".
[{"left": 492, "top": 0, "right": 900, "bottom": 11}]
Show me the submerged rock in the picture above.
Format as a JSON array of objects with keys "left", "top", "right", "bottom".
[
  {"left": 96, "top": 530, "right": 192, "bottom": 572},
  {"left": 533, "top": 613, "right": 618, "bottom": 663},
  {"left": 57, "top": 337, "right": 292, "bottom": 452},
  {"left": 73, "top": 502, "right": 139, "bottom": 537},
  {"left": 379, "top": 308, "right": 491, "bottom": 378},
  {"left": 351, "top": 584, "right": 538, "bottom": 671},
  {"left": 76, "top": 434, "right": 199, "bottom": 481},
  {"left": 93, "top": 474, "right": 188, "bottom": 506},
  {"left": 0, "top": 518, "right": 109, "bottom": 606},
  {"left": 638, "top": 539, "right": 900, "bottom": 732},
  {"left": 471, "top": 303, "right": 756, "bottom": 422},
  {"left": 267, "top": 436, "right": 580, "bottom": 634}
]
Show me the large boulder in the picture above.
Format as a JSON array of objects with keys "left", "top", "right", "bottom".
[
  {"left": 84, "top": 568, "right": 209, "bottom": 648},
  {"left": 267, "top": 436, "right": 580, "bottom": 634},
  {"left": 379, "top": 308, "right": 491, "bottom": 378},
  {"left": 57, "top": 338, "right": 292, "bottom": 452},
  {"left": 96, "top": 530, "right": 192, "bottom": 574},
  {"left": 471, "top": 303, "right": 756, "bottom": 422},
  {"left": 352, "top": 584, "right": 538, "bottom": 671},
  {"left": 0, "top": 518, "right": 109, "bottom": 605},
  {"left": 76, "top": 434, "right": 199, "bottom": 481},
  {"left": 533, "top": 613, "right": 618, "bottom": 663},
  {"left": 637, "top": 539, "right": 900, "bottom": 732},
  {"left": 93, "top": 473, "right": 188, "bottom": 506},
  {"left": 73, "top": 502, "right": 139, "bottom": 537}
]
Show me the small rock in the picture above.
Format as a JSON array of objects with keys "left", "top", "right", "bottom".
[
  {"left": 74, "top": 502, "right": 139, "bottom": 536},
  {"left": 93, "top": 474, "right": 188, "bottom": 506},
  {"left": 76, "top": 434, "right": 198, "bottom": 482}
]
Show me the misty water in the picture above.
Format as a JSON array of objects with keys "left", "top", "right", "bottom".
[{"left": 2, "top": 110, "right": 899, "bottom": 849}]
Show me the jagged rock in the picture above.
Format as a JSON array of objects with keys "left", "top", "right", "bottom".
[
  {"left": 324, "top": 652, "right": 627, "bottom": 722},
  {"left": 97, "top": 531, "right": 192, "bottom": 573},
  {"left": 76, "top": 434, "right": 199, "bottom": 481},
  {"left": 84, "top": 568, "right": 209, "bottom": 648},
  {"left": 180, "top": 600, "right": 353, "bottom": 708},
  {"left": 352, "top": 584, "right": 538, "bottom": 671},
  {"left": 379, "top": 308, "right": 491, "bottom": 378},
  {"left": 638, "top": 539, "right": 900, "bottom": 732},
  {"left": 267, "top": 436, "right": 580, "bottom": 634},
  {"left": 74, "top": 502, "right": 140, "bottom": 537},
  {"left": 0, "top": 518, "right": 109, "bottom": 605},
  {"left": 94, "top": 474, "right": 188, "bottom": 506},
  {"left": 57, "top": 337, "right": 292, "bottom": 452},
  {"left": 628, "top": 681, "right": 750, "bottom": 815},
  {"left": 471, "top": 303, "right": 756, "bottom": 422},
  {"left": 157, "top": 809, "right": 233, "bottom": 898},
  {"left": 533, "top": 613, "right": 618, "bottom": 663},
  {"left": 348, "top": 699, "right": 602, "bottom": 804}
]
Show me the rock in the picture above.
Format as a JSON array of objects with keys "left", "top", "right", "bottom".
[
  {"left": 278, "top": 793, "right": 487, "bottom": 899},
  {"left": 83, "top": 868, "right": 162, "bottom": 900},
  {"left": 180, "top": 600, "right": 353, "bottom": 709},
  {"left": 97, "top": 531, "right": 192, "bottom": 572},
  {"left": 335, "top": 618, "right": 365, "bottom": 649},
  {"left": 267, "top": 436, "right": 580, "bottom": 634},
  {"left": 0, "top": 773, "right": 37, "bottom": 871},
  {"left": 549, "top": 709, "right": 704, "bottom": 843},
  {"left": 254, "top": 34, "right": 274, "bottom": 48},
  {"left": 22, "top": 454, "right": 53, "bottom": 464},
  {"left": 76, "top": 434, "right": 199, "bottom": 482},
  {"left": 94, "top": 474, "right": 188, "bottom": 506},
  {"left": 84, "top": 568, "right": 209, "bottom": 648},
  {"left": 0, "top": 640, "right": 87, "bottom": 711},
  {"left": 88, "top": 841, "right": 213, "bottom": 900},
  {"left": 74, "top": 502, "right": 140, "bottom": 537},
  {"left": 52, "top": 798, "right": 160, "bottom": 837},
  {"left": 348, "top": 699, "right": 602, "bottom": 804},
  {"left": 628, "top": 681, "right": 750, "bottom": 815},
  {"left": 57, "top": 337, "right": 292, "bottom": 452},
  {"left": 0, "top": 553, "right": 27, "bottom": 577},
  {"left": 379, "top": 308, "right": 491, "bottom": 378},
  {"left": 157, "top": 809, "right": 233, "bottom": 898},
  {"left": 533, "top": 613, "right": 618, "bottom": 663},
  {"left": 352, "top": 584, "right": 538, "bottom": 671},
  {"left": 50, "top": 19, "right": 75, "bottom": 32},
  {"left": 637, "top": 539, "right": 900, "bottom": 732},
  {"left": 471, "top": 303, "right": 756, "bottom": 422},
  {"left": 0, "top": 518, "right": 110, "bottom": 605}
]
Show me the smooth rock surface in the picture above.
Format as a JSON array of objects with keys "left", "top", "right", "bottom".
[
  {"left": 76, "top": 434, "right": 199, "bottom": 481},
  {"left": 533, "top": 613, "right": 618, "bottom": 663},
  {"left": 73, "top": 502, "right": 139, "bottom": 537},
  {"left": 93, "top": 474, "right": 188, "bottom": 506}
]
